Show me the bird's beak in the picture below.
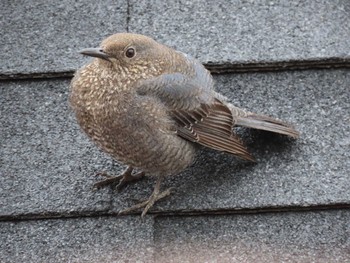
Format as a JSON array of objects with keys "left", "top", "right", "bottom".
[{"left": 79, "top": 48, "right": 111, "bottom": 62}]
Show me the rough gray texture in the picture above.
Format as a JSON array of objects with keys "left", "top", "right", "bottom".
[
  {"left": 154, "top": 210, "right": 350, "bottom": 262},
  {"left": 1, "top": 69, "right": 349, "bottom": 218},
  {"left": 1, "top": 211, "right": 348, "bottom": 262},
  {"left": 130, "top": 0, "right": 350, "bottom": 65},
  {"left": 0, "top": 0, "right": 127, "bottom": 75},
  {"left": 0, "top": 79, "right": 112, "bottom": 217},
  {"left": 1, "top": 0, "right": 350, "bottom": 76},
  {"left": 0, "top": 216, "right": 154, "bottom": 263},
  {"left": 1, "top": 1, "right": 350, "bottom": 262}
]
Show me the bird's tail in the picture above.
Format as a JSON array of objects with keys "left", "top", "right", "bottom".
[
  {"left": 235, "top": 113, "right": 299, "bottom": 138},
  {"left": 214, "top": 93, "right": 299, "bottom": 138}
]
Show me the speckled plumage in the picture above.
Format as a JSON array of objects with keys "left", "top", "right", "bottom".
[{"left": 70, "top": 33, "right": 299, "bottom": 217}]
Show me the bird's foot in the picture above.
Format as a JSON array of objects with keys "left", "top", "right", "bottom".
[
  {"left": 118, "top": 177, "right": 172, "bottom": 218},
  {"left": 94, "top": 166, "right": 145, "bottom": 191}
]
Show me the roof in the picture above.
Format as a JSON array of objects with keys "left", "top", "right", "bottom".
[{"left": 1, "top": 0, "right": 349, "bottom": 262}]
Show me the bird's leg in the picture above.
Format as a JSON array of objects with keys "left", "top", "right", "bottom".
[
  {"left": 118, "top": 176, "right": 173, "bottom": 218},
  {"left": 94, "top": 166, "right": 145, "bottom": 190}
]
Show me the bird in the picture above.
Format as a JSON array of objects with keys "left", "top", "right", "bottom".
[{"left": 70, "top": 33, "right": 299, "bottom": 217}]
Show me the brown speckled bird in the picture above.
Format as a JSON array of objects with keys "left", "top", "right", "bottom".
[{"left": 70, "top": 33, "right": 299, "bottom": 217}]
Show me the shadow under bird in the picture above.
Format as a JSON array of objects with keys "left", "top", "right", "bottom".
[{"left": 70, "top": 33, "right": 299, "bottom": 217}]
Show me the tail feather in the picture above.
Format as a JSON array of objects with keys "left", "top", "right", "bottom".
[
  {"left": 213, "top": 94, "right": 299, "bottom": 138},
  {"left": 235, "top": 114, "right": 299, "bottom": 138}
]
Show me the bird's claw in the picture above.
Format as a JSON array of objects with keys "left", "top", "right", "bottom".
[
  {"left": 119, "top": 187, "right": 174, "bottom": 218},
  {"left": 115, "top": 171, "right": 145, "bottom": 190},
  {"left": 93, "top": 166, "right": 145, "bottom": 191},
  {"left": 93, "top": 173, "right": 122, "bottom": 190}
]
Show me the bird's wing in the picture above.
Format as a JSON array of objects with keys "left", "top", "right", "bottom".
[
  {"left": 171, "top": 98, "right": 254, "bottom": 161},
  {"left": 136, "top": 58, "right": 254, "bottom": 161}
]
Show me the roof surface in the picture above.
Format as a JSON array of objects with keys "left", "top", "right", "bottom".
[{"left": 1, "top": 0, "right": 349, "bottom": 262}]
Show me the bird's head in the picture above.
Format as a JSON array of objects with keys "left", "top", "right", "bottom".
[{"left": 79, "top": 33, "right": 167, "bottom": 73}]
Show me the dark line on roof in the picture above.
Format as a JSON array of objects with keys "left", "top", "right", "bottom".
[
  {"left": 1, "top": 203, "right": 349, "bottom": 222},
  {"left": 0, "top": 58, "right": 349, "bottom": 81},
  {"left": 126, "top": 0, "right": 130, "bottom": 32}
]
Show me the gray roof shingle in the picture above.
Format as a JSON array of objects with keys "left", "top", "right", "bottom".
[
  {"left": 1, "top": 0, "right": 349, "bottom": 76},
  {"left": 0, "top": 0, "right": 128, "bottom": 76},
  {"left": 130, "top": 0, "right": 350, "bottom": 66},
  {"left": 0, "top": 216, "right": 154, "bottom": 262},
  {"left": 1, "top": 211, "right": 349, "bottom": 262},
  {"left": 1, "top": 0, "right": 349, "bottom": 262},
  {"left": 154, "top": 210, "right": 350, "bottom": 263},
  {"left": 1, "top": 69, "right": 348, "bottom": 218}
]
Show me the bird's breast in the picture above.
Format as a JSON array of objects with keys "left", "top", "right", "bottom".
[{"left": 70, "top": 64, "right": 196, "bottom": 175}]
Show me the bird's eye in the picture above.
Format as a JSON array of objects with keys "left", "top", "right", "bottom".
[{"left": 125, "top": 47, "right": 135, "bottom": 58}]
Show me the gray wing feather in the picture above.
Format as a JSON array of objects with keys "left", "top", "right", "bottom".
[{"left": 136, "top": 55, "right": 254, "bottom": 161}]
